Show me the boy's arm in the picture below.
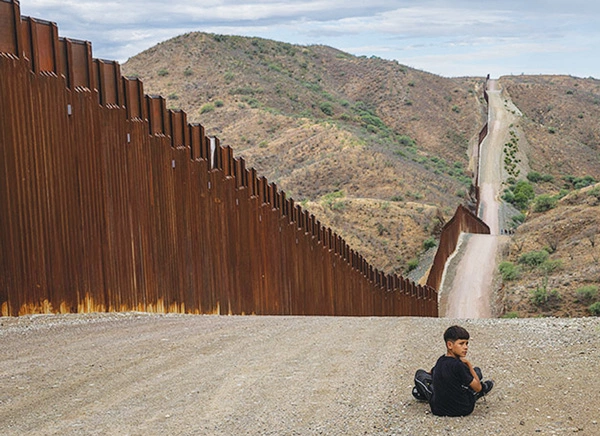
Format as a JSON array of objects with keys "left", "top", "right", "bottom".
[{"left": 461, "top": 357, "right": 482, "bottom": 392}]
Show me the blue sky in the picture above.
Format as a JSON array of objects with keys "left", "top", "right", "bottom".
[{"left": 18, "top": 0, "right": 600, "bottom": 78}]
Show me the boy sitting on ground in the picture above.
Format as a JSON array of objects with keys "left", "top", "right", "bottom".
[{"left": 412, "top": 325, "right": 494, "bottom": 417}]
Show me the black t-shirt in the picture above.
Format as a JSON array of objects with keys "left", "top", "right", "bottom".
[{"left": 430, "top": 355, "right": 475, "bottom": 417}]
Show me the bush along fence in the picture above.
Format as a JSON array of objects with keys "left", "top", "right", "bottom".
[{"left": 0, "top": 0, "right": 437, "bottom": 317}]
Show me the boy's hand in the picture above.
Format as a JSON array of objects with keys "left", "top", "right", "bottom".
[{"left": 460, "top": 357, "right": 482, "bottom": 392}]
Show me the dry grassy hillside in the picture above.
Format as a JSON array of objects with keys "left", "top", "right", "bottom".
[
  {"left": 501, "top": 75, "right": 600, "bottom": 184},
  {"left": 122, "top": 33, "right": 487, "bottom": 274},
  {"left": 498, "top": 184, "right": 600, "bottom": 317}
]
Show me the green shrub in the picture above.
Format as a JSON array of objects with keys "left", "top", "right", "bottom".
[
  {"left": 499, "top": 261, "right": 521, "bottom": 281},
  {"left": 533, "top": 194, "right": 558, "bottom": 212},
  {"left": 512, "top": 181, "right": 535, "bottom": 210},
  {"left": 502, "top": 190, "right": 515, "bottom": 203},
  {"left": 319, "top": 102, "right": 334, "bottom": 116},
  {"left": 526, "top": 171, "right": 553, "bottom": 183},
  {"left": 407, "top": 258, "right": 419, "bottom": 272},
  {"left": 588, "top": 186, "right": 600, "bottom": 200},
  {"left": 518, "top": 250, "right": 549, "bottom": 268},
  {"left": 215, "top": 100, "right": 224, "bottom": 108},
  {"left": 511, "top": 213, "right": 526, "bottom": 226},
  {"left": 530, "top": 287, "right": 561, "bottom": 308},
  {"left": 360, "top": 113, "right": 385, "bottom": 129},
  {"left": 575, "top": 176, "right": 595, "bottom": 189},
  {"left": 504, "top": 181, "right": 535, "bottom": 210},
  {"left": 576, "top": 285, "right": 598, "bottom": 303},
  {"left": 527, "top": 171, "right": 543, "bottom": 183},
  {"left": 513, "top": 192, "right": 530, "bottom": 210},
  {"left": 423, "top": 237, "right": 437, "bottom": 251},
  {"left": 398, "top": 135, "right": 416, "bottom": 147},
  {"left": 322, "top": 190, "right": 345, "bottom": 211},
  {"left": 183, "top": 67, "right": 193, "bottom": 77},
  {"left": 200, "top": 103, "right": 215, "bottom": 114},
  {"left": 538, "top": 259, "right": 562, "bottom": 274},
  {"left": 268, "top": 62, "right": 283, "bottom": 72},
  {"left": 501, "top": 311, "right": 519, "bottom": 319},
  {"left": 157, "top": 68, "right": 169, "bottom": 77},
  {"left": 589, "top": 302, "right": 600, "bottom": 316},
  {"left": 563, "top": 175, "right": 596, "bottom": 189}
]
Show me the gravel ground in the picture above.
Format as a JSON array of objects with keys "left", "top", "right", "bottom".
[{"left": 1, "top": 313, "right": 599, "bottom": 435}]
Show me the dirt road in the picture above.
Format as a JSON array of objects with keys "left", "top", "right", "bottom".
[
  {"left": 442, "top": 80, "right": 519, "bottom": 318},
  {"left": 2, "top": 313, "right": 599, "bottom": 435}
]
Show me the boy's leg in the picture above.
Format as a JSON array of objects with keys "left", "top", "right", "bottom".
[
  {"left": 413, "top": 369, "right": 433, "bottom": 402},
  {"left": 472, "top": 367, "right": 494, "bottom": 399}
]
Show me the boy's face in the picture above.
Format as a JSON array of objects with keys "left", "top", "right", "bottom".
[{"left": 447, "top": 338, "right": 469, "bottom": 358}]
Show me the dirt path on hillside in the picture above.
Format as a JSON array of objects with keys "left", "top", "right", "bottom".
[
  {"left": 1, "top": 313, "right": 599, "bottom": 435},
  {"left": 442, "top": 80, "right": 517, "bottom": 318}
]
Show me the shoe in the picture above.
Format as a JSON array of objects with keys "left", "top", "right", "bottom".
[
  {"left": 482, "top": 380, "right": 494, "bottom": 395},
  {"left": 412, "top": 386, "right": 427, "bottom": 401},
  {"left": 475, "top": 380, "right": 494, "bottom": 399}
]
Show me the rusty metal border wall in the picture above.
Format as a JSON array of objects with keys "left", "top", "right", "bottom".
[
  {"left": 474, "top": 76, "right": 490, "bottom": 198},
  {"left": 0, "top": 0, "right": 437, "bottom": 317},
  {"left": 425, "top": 205, "right": 490, "bottom": 291},
  {"left": 425, "top": 76, "right": 492, "bottom": 291}
]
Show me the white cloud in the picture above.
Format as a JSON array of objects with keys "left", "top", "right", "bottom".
[{"left": 16, "top": 0, "right": 600, "bottom": 77}]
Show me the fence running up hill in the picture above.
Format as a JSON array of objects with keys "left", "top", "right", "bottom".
[
  {"left": 425, "top": 79, "right": 491, "bottom": 292},
  {"left": 425, "top": 205, "right": 490, "bottom": 291},
  {"left": 0, "top": 0, "right": 437, "bottom": 317}
]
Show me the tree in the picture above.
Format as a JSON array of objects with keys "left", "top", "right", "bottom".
[{"left": 512, "top": 181, "right": 535, "bottom": 210}]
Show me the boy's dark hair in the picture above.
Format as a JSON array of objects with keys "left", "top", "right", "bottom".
[{"left": 443, "top": 325, "right": 470, "bottom": 343}]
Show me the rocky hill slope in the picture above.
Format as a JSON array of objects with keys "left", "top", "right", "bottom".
[
  {"left": 502, "top": 75, "right": 600, "bottom": 181},
  {"left": 498, "top": 183, "right": 600, "bottom": 317}
]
